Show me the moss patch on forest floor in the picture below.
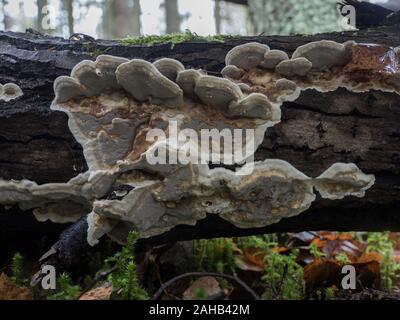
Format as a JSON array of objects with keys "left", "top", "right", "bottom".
[{"left": 3, "top": 231, "right": 400, "bottom": 300}]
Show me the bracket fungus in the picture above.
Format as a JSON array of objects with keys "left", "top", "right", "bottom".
[
  {"left": 225, "top": 42, "right": 270, "bottom": 70},
  {"left": 0, "top": 171, "right": 115, "bottom": 223},
  {"left": 0, "top": 44, "right": 378, "bottom": 246},
  {"left": 86, "top": 159, "right": 374, "bottom": 245},
  {"left": 0, "top": 83, "right": 23, "bottom": 102},
  {"left": 261, "top": 50, "right": 289, "bottom": 70},
  {"left": 222, "top": 40, "right": 400, "bottom": 100},
  {"left": 275, "top": 57, "right": 313, "bottom": 77},
  {"left": 52, "top": 55, "right": 280, "bottom": 174},
  {"left": 291, "top": 40, "right": 351, "bottom": 71}
]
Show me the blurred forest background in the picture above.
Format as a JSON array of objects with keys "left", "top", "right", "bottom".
[
  {"left": 1, "top": 0, "right": 400, "bottom": 301},
  {"left": 0, "top": 0, "right": 399, "bottom": 40}
]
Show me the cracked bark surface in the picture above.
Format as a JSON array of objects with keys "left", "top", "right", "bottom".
[{"left": 0, "top": 27, "right": 400, "bottom": 261}]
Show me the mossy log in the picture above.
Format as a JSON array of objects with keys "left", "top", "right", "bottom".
[{"left": 0, "top": 27, "right": 400, "bottom": 265}]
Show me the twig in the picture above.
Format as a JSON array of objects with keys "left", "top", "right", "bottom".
[
  {"left": 276, "top": 263, "right": 288, "bottom": 299},
  {"left": 76, "top": 266, "right": 118, "bottom": 300},
  {"left": 151, "top": 272, "right": 260, "bottom": 300},
  {"left": 69, "top": 33, "right": 96, "bottom": 43}
]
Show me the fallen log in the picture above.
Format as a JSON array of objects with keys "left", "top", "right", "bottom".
[{"left": 0, "top": 27, "right": 400, "bottom": 266}]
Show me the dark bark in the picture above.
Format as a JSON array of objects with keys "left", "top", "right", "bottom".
[
  {"left": 224, "top": 0, "right": 248, "bottom": 5},
  {"left": 0, "top": 26, "right": 400, "bottom": 263},
  {"left": 224, "top": 0, "right": 400, "bottom": 13}
]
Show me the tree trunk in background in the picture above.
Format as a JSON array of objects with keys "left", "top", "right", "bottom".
[
  {"left": 62, "top": 0, "right": 74, "bottom": 36},
  {"left": 132, "top": 0, "right": 141, "bottom": 37},
  {"left": 103, "top": 0, "right": 133, "bottom": 39},
  {"left": 36, "top": 0, "right": 47, "bottom": 33},
  {"left": 165, "top": 0, "right": 181, "bottom": 34},
  {"left": 17, "top": 2, "right": 27, "bottom": 32},
  {"left": 2, "top": 0, "right": 12, "bottom": 30},
  {"left": 114, "top": 0, "right": 132, "bottom": 38},
  {"left": 1, "top": 26, "right": 400, "bottom": 263},
  {"left": 102, "top": 0, "right": 112, "bottom": 39},
  {"left": 214, "top": 0, "right": 222, "bottom": 34},
  {"left": 248, "top": 0, "right": 342, "bottom": 36}
]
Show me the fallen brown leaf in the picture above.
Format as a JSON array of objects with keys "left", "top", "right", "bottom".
[
  {"left": 243, "top": 248, "right": 267, "bottom": 269},
  {"left": 321, "top": 232, "right": 353, "bottom": 241},
  {"left": 0, "top": 273, "right": 31, "bottom": 300},
  {"left": 353, "top": 252, "right": 381, "bottom": 288},
  {"left": 79, "top": 283, "right": 113, "bottom": 300},
  {"left": 271, "top": 247, "right": 291, "bottom": 254},
  {"left": 311, "top": 238, "right": 326, "bottom": 249},
  {"left": 234, "top": 255, "right": 264, "bottom": 272},
  {"left": 304, "top": 259, "right": 341, "bottom": 295},
  {"left": 357, "top": 251, "right": 382, "bottom": 264}
]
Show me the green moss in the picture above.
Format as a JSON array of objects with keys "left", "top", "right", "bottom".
[
  {"left": 11, "top": 252, "right": 26, "bottom": 286},
  {"left": 105, "top": 231, "right": 149, "bottom": 300},
  {"left": 192, "top": 238, "right": 236, "bottom": 274},
  {"left": 238, "top": 234, "right": 279, "bottom": 250},
  {"left": 194, "top": 288, "right": 208, "bottom": 300},
  {"left": 46, "top": 273, "right": 81, "bottom": 300},
  {"left": 335, "top": 252, "right": 350, "bottom": 265},
  {"left": 324, "top": 286, "right": 336, "bottom": 300},
  {"left": 366, "top": 232, "right": 400, "bottom": 291},
  {"left": 262, "top": 249, "right": 304, "bottom": 300},
  {"left": 309, "top": 243, "right": 326, "bottom": 259},
  {"left": 120, "top": 29, "right": 235, "bottom": 48}
]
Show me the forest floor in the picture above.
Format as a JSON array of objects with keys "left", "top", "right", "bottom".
[{"left": 1, "top": 231, "right": 400, "bottom": 300}]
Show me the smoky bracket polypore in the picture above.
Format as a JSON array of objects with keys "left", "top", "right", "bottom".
[
  {"left": 0, "top": 83, "right": 23, "bottom": 102},
  {"left": 0, "top": 45, "right": 377, "bottom": 245},
  {"left": 86, "top": 159, "right": 375, "bottom": 245},
  {"left": 52, "top": 55, "right": 281, "bottom": 173},
  {"left": 222, "top": 40, "right": 400, "bottom": 102}
]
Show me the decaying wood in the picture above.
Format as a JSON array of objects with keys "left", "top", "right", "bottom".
[{"left": 0, "top": 27, "right": 400, "bottom": 265}]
